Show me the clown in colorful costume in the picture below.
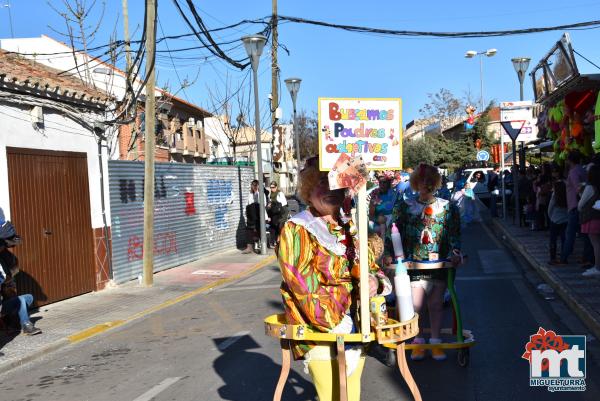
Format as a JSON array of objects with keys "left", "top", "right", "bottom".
[
  {"left": 389, "top": 197, "right": 461, "bottom": 269},
  {"left": 277, "top": 209, "right": 392, "bottom": 360},
  {"left": 384, "top": 164, "right": 462, "bottom": 362}
]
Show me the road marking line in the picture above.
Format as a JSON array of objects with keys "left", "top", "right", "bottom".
[
  {"left": 132, "top": 377, "right": 181, "bottom": 401},
  {"left": 67, "top": 255, "right": 276, "bottom": 344},
  {"left": 217, "top": 331, "right": 251, "bottom": 351}
]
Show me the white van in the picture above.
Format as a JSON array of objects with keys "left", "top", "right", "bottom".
[{"left": 462, "top": 168, "right": 494, "bottom": 200}]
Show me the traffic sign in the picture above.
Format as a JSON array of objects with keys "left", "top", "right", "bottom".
[
  {"left": 500, "top": 120, "right": 526, "bottom": 141},
  {"left": 477, "top": 150, "right": 490, "bottom": 161}
]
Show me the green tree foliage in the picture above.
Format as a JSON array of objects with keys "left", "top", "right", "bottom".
[
  {"left": 407, "top": 89, "right": 496, "bottom": 171},
  {"left": 403, "top": 138, "right": 436, "bottom": 169}
]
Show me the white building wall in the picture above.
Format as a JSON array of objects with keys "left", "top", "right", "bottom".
[
  {"left": 203, "top": 116, "right": 231, "bottom": 159},
  {"left": 0, "top": 102, "right": 110, "bottom": 229}
]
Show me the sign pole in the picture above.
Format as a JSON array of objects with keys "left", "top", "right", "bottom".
[
  {"left": 358, "top": 185, "right": 370, "bottom": 342},
  {"left": 512, "top": 138, "right": 519, "bottom": 225},
  {"left": 501, "top": 134, "right": 506, "bottom": 220}
]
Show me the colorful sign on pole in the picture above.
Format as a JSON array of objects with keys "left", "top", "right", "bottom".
[{"left": 318, "top": 98, "right": 402, "bottom": 171}]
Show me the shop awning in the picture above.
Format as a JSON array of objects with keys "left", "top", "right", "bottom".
[{"left": 538, "top": 73, "right": 600, "bottom": 106}]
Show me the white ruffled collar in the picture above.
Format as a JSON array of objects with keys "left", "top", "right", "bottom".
[
  {"left": 405, "top": 197, "right": 449, "bottom": 216},
  {"left": 290, "top": 210, "right": 347, "bottom": 256}
]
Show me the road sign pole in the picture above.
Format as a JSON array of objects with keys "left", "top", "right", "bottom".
[
  {"left": 501, "top": 133, "right": 506, "bottom": 220},
  {"left": 512, "top": 138, "right": 519, "bottom": 225}
]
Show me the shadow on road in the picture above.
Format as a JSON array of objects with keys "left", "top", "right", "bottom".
[{"left": 213, "top": 334, "right": 315, "bottom": 401}]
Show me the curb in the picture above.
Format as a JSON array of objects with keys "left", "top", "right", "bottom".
[
  {"left": 0, "top": 254, "right": 276, "bottom": 373},
  {"left": 491, "top": 218, "right": 600, "bottom": 340}
]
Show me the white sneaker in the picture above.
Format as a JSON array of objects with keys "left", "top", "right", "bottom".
[{"left": 582, "top": 267, "right": 600, "bottom": 277}]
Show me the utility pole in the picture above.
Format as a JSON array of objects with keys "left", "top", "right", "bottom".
[
  {"left": 142, "top": 0, "right": 156, "bottom": 286},
  {"left": 271, "top": 0, "right": 279, "bottom": 187},
  {"left": 2, "top": 1, "right": 14, "bottom": 38},
  {"left": 122, "top": 0, "right": 132, "bottom": 74}
]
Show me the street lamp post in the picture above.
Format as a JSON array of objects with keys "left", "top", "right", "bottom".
[
  {"left": 510, "top": 57, "right": 531, "bottom": 226},
  {"left": 242, "top": 34, "right": 268, "bottom": 255},
  {"left": 512, "top": 57, "right": 531, "bottom": 102},
  {"left": 465, "top": 49, "right": 497, "bottom": 112},
  {"left": 284, "top": 77, "right": 302, "bottom": 190}
]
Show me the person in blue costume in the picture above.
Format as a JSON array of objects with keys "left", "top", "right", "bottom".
[{"left": 369, "top": 171, "right": 400, "bottom": 239}]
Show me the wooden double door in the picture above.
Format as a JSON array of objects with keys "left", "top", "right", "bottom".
[{"left": 6, "top": 148, "right": 96, "bottom": 305}]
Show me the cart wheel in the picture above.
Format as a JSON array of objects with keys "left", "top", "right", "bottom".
[
  {"left": 457, "top": 348, "right": 470, "bottom": 367},
  {"left": 386, "top": 348, "right": 397, "bottom": 367}
]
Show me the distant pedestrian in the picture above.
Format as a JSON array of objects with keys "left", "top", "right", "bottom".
[
  {"left": 487, "top": 164, "right": 500, "bottom": 217},
  {"left": 578, "top": 164, "right": 600, "bottom": 277},
  {"left": 548, "top": 180, "right": 568, "bottom": 264},
  {"left": 557, "top": 152, "right": 588, "bottom": 264},
  {"left": 242, "top": 180, "right": 267, "bottom": 254},
  {"left": 266, "top": 181, "right": 287, "bottom": 247}
]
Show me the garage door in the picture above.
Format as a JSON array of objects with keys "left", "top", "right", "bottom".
[{"left": 7, "top": 147, "right": 96, "bottom": 305}]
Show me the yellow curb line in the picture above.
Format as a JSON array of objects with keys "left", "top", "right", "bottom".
[{"left": 67, "top": 255, "right": 277, "bottom": 344}]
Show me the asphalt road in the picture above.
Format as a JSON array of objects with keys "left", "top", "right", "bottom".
[{"left": 1, "top": 220, "right": 599, "bottom": 401}]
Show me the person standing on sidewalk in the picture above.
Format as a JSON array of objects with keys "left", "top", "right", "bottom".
[
  {"left": 534, "top": 164, "right": 552, "bottom": 231},
  {"left": 556, "top": 152, "right": 588, "bottom": 265},
  {"left": 548, "top": 180, "right": 568, "bottom": 264},
  {"left": 578, "top": 164, "right": 600, "bottom": 277},
  {"left": 487, "top": 164, "right": 500, "bottom": 218},
  {"left": 266, "top": 181, "right": 288, "bottom": 247},
  {"left": 242, "top": 180, "right": 268, "bottom": 254}
]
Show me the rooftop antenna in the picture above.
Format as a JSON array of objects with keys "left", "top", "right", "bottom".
[{"left": 2, "top": 0, "right": 14, "bottom": 38}]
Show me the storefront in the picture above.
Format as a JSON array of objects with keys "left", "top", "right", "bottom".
[{"left": 531, "top": 33, "right": 600, "bottom": 163}]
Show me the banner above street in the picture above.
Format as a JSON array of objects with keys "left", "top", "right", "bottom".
[{"left": 318, "top": 98, "right": 402, "bottom": 171}]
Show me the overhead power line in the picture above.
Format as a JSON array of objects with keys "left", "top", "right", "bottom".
[{"left": 277, "top": 15, "right": 600, "bottom": 38}]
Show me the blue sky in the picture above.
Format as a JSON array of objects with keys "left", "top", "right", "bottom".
[{"left": 1, "top": 0, "right": 599, "bottom": 125}]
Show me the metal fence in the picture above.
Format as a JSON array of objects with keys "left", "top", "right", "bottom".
[{"left": 108, "top": 160, "right": 254, "bottom": 283}]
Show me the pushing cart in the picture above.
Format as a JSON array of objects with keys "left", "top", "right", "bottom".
[{"left": 384, "top": 262, "right": 475, "bottom": 367}]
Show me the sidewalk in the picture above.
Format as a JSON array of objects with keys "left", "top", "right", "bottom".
[
  {"left": 0, "top": 249, "right": 276, "bottom": 373},
  {"left": 491, "top": 216, "right": 600, "bottom": 340}
]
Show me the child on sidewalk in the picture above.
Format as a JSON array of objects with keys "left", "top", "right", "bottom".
[{"left": 548, "top": 180, "right": 568, "bottom": 264}]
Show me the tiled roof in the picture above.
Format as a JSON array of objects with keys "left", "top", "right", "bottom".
[{"left": 0, "top": 49, "right": 111, "bottom": 106}]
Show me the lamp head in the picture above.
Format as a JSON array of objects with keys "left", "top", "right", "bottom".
[
  {"left": 465, "top": 50, "right": 477, "bottom": 58},
  {"left": 241, "top": 34, "right": 267, "bottom": 70},
  {"left": 284, "top": 77, "right": 302, "bottom": 96},
  {"left": 485, "top": 48, "right": 497, "bottom": 57},
  {"left": 511, "top": 57, "right": 531, "bottom": 74}
]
